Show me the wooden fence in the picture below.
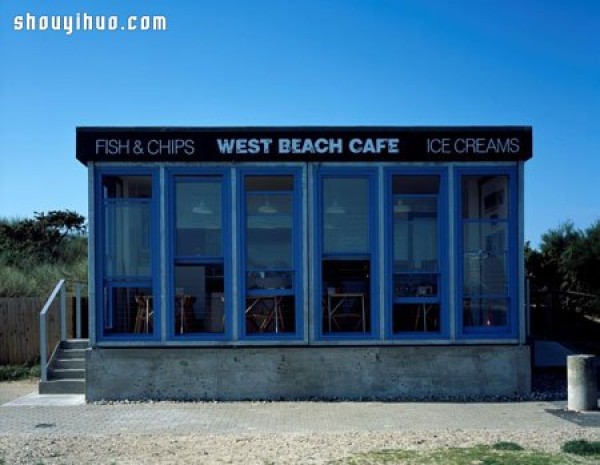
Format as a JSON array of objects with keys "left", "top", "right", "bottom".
[{"left": 0, "top": 296, "right": 83, "bottom": 365}]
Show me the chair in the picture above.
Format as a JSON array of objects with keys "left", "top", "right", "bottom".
[
  {"left": 326, "top": 281, "right": 367, "bottom": 332},
  {"left": 245, "top": 295, "right": 285, "bottom": 333},
  {"left": 463, "top": 299, "right": 474, "bottom": 326},
  {"left": 175, "top": 294, "right": 197, "bottom": 334},
  {"left": 414, "top": 302, "right": 437, "bottom": 331},
  {"left": 134, "top": 295, "right": 153, "bottom": 333}
]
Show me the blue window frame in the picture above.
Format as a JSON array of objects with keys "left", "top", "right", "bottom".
[
  {"left": 314, "top": 167, "right": 379, "bottom": 340},
  {"left": 238, "top": 168, "right": 303, "bottom": 340},
  {"left": 167, "top": 170, "right": 232, "bottom": 340},
  {"left": 95, "top": 168, "right": 160, "bottom": 341},
  {"left": 456, "top": 166, "right": 518, "bottom": 339},
  {"left": 385, "top": 168, "right": 449, "bottom": 339}
]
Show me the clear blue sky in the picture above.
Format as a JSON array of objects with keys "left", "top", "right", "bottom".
[{"left": 1, "top": 0, "right": 598, "bottom": 247}]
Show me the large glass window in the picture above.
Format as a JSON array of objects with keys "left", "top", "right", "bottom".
[
  {"left": 101, "top": 175, "right": 155, "bottom": 336},
  {"left": 391, "top": 175, "right": 441, "bottom": 334},
  {"left": 461, "top": 174, "right": 511, "bottom": 332},
  {"left": 320, "top": 176, "right": 373, "bottom": 335},
  {"left": 172, "top": 177, "right": 225, "bottom": 336},
  {"left": 243, "top": 175, "right": 297, "bottom": 336}
]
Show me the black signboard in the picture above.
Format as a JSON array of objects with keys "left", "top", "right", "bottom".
[{"left": 76, "top": 126, "right": 532, "bottom": 164}]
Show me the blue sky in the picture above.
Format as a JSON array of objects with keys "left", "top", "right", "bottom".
[{"left": 1, "top": 0, "right": 598, "bottom": 247}]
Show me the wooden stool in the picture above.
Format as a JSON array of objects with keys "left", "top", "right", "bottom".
[{"left": 134, "top": 295, "right": 153, "bottom": 333}]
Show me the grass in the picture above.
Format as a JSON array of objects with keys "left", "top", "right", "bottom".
[
  {"left": 0, "top": 216, "right": 87, "bottom": 297},
  {"left": 0, "top": 364, "right": 40, "bottom": 382},
  {"left": 336, "top": 441, "right": 600, "bottom": 465},
  {"left": 0, "top": 259, "right": 87, "bottom": 297}
]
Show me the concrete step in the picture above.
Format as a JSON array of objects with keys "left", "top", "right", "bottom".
[
  {"left": 40, "top": 340, "right": 88, "bottom": 395},
  {"left": 59, "top": 348, "right": 87, "bottom": 359},
  {"left": 49, "top": 368, "right": 85, "bottom": 380},
  {"left": 54, "top": 358, "right": 85, "bottom": 370},
  {"left": 62, "top": 339, "right": 89, "bottom": 350},
  {"left": 39, "top": 379, "right": 85, "bottom": 395}
]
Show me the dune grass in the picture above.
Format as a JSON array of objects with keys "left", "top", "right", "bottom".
[{"left": 0, "top": 258, "right": 87, "bottom": 297}]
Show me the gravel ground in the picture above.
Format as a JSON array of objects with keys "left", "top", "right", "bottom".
[
  {"left": 0, "top": 379, "right": 37, "bottom": 405},
  {"left": 1, "top": 375, "right": 599, "bottom": 465},
  {"left": 1, "top": 429, "right": 600, "bottom": 464}
]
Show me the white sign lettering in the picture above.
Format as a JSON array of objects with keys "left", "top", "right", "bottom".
[
  {"left": 278, "top": 138, "right": 343, "bottom": 154},
  {"left": 217, "top": 138, "right": 273, "bottom": 154},
  {"left": 95, "top": 139, "right": 195, "bottom": 156},
  {"left": 427, "top": 137, "right": 520, "bottom": 155},
  {"left": 349, "top": 138, "right": 399, "bottom": 154}
]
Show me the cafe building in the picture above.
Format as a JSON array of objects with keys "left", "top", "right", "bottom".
[{"left": 77, "top": 126, "right": 533, "bottom": 400}]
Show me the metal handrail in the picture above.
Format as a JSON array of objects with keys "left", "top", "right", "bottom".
[{"left": 39, "top": 279, "right": 88, "bottom": 382}]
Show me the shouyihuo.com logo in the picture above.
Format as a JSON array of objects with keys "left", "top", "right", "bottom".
[{"left": 13, "top": 12, "right": 167, "bottom": 35}]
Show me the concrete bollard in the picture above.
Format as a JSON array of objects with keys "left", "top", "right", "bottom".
[{"left": 567, "top": 354, "right": 598, "bottom": 411}]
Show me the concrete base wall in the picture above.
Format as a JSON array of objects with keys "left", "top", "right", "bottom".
[{"left": 86, "top": 345, "right": 531, "bottom": 401}]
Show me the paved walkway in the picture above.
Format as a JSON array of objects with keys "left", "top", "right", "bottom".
[{"left": 1, "top": 381, "right": 599, "bottom": 436}]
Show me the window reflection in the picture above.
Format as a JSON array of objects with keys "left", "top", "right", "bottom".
[
  {"left": 103, "top": 176, "right": 152, "bottom": 198},
  {"left": 176, "top": 181, "right": 222, "bottom": 257},
  {"left": 323, "top": 178, "right": 369, "bottom": 254},
  {"left": 463, "top": 298, "right": 508, "bottom": 327},
  {"left": 393, "top": 197, "right": 438, "bottom": 273},
  {"left": 461, "top": 175, "right": 510, "bottom": 330},
  {"left": 392, "top": 175, "right": 440, "bottom": 334},
  {"left": 246, "top": 194, "right": 292, "bottom": 270},
  {"left": 104, "top": 202, "right": 151, "bottom": 278}
]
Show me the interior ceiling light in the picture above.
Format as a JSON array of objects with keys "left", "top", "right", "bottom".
[
  {"left": 326, "top": 199, "right": 346, "bottom": 214},
  {"left": 192, "top": 201, "right": 213, "bottom": 215},
  {"left": 258, "top": 200, "right": 278, "bottom": 214},
  {"left": 393, "top": 199, "right": 411, "bottom": 213}
]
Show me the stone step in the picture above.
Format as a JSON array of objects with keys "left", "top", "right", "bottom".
[
  {"left": 54, "top": 358, "right": 85, "bottom": 370},
  {"left": 39, "top": 379, "right": 85, "bottom": 395},
  {"left": 49, "top": 368, "right": 85, "bottom": 380},
  {"left": 59, "top": 348, "right": 87, "bottom": 359},
  {"left": 62, "top": 339, "right": 89, "bottom": 350}
]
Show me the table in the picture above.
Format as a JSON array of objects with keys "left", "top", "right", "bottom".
[{"left": 326, "top": 292, "right": 366, "bottom": 332}]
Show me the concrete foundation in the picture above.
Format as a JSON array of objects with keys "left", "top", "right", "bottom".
[{"left": 86, "top": 345, "right": 531, "bottom": 401}]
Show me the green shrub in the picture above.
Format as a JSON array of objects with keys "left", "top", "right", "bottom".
[
  {"left": 562, "top": 440, "right": 600, "bottom": 456},
  {"left": 0, "top": 364, "right": 40, "bottom": 381},
  {"left": 492, "top": 441, "right": 524, "bottom": 451}
]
